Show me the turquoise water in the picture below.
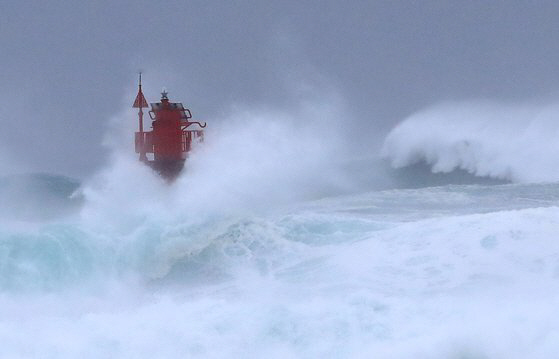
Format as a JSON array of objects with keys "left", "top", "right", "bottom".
[{"left": 1, "top": 172, "right": 559, "bottom": 358}]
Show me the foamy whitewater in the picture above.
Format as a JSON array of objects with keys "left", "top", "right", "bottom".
[{"left": 2, "top": 100, "right": 559, "bottom": 358}]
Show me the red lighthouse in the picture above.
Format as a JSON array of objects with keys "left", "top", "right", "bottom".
[{"left": 133, "top": 74, "right": 206, "bottom": 181}]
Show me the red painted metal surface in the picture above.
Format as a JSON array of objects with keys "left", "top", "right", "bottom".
[{"left": 133, "top": 74, "right": 206, "bottom": 181}]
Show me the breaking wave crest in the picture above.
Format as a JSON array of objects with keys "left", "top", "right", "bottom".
[{"left": 381, "top": 101, "right": 559, "bottom": 182}]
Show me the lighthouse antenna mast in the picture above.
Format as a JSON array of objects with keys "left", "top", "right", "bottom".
[{"left": 133, "top": 71, "right": 149, "bottom": 162}]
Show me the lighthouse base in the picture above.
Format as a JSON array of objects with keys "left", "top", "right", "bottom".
[{"left": 145, "top": 159, "right": 185, "bottom": 182}]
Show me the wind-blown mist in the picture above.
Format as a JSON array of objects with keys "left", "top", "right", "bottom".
[{"left": 382, "top": 101, "right": 559, "bottom": 182}]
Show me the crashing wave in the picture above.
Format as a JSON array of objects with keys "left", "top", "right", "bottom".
[{"left": 381, "top": 101, "right": 559, "bottom": 182}]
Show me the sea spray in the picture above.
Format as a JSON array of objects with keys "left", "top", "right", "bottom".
[{"left": 3, "top": 99, "right": 559, "bottom": 357}]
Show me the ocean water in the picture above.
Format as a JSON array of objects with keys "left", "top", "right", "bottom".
[
  {"left": 2, "top": 102, "right": 559, "bottom": 358},
  {"left": 2, "top": 174, "right": 559, "bottom": 358}
]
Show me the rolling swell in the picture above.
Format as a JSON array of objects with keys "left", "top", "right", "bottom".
[
  {"left": 1, "top": 175, "right": 558, "bottom": 293},
  {"left": 0, "top": 208, "right": 383, "bottom": 291}
]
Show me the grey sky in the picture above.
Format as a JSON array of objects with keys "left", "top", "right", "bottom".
[{"left": 1, "top": 0, "right": 559, "bottom": 178}]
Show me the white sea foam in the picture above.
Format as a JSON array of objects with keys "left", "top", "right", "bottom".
[{"left": 2, "top": 184, "right": 559, "bottom": 358}]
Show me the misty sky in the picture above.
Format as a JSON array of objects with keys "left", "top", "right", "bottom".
[{"left": 2, "top": 0, "right": 559, "bottom": 178}]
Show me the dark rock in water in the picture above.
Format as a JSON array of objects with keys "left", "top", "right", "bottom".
[{"left": 0, "top": 173, "right": 83, "bottom": 221}]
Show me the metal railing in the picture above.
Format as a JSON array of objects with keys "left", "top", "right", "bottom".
[{"left": 136, "top": 130, "right": 203, "bottom": 154}]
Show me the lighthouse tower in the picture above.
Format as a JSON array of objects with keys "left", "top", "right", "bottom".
[{"left": 133, "top": 74, "right": 206, "bottom": 181}]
